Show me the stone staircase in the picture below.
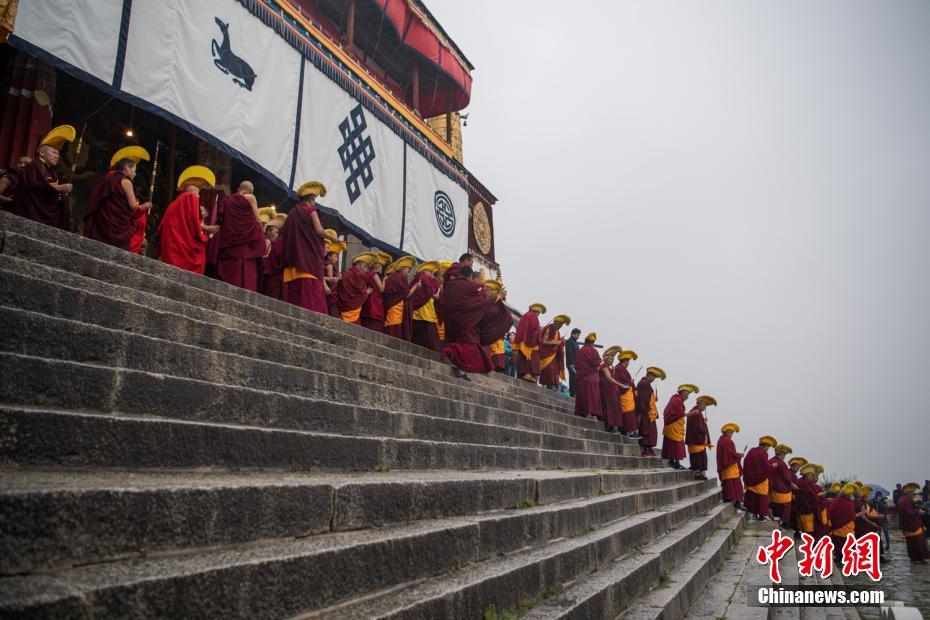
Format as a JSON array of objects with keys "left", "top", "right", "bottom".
[{"left": 0, "top": 210, "right": 743, "bottom": 618}]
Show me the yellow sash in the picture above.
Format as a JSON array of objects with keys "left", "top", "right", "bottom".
[
  {"left": 620, "top": 389, "right": 635, "bottom": 413},
  {"left": 832, "top": 521, "right": 855, "bottom": 537},
  {"left": 282, "top": 267, "right": 317, "bottom": 283},
  {"left": 515, "top": 341, "right": 537, "bottom": 360},
  {"left": 905, "top": 526, "right": 926, "bottom": 538},
  {"left": 412, "top": 298, "right": 438, "bottom": 323},
  {"left": 769, "top": 490, "right": 792, "bottom": 504},
  {"left": 688, "top": 444, "right": 706, "bottom": 454},
  {"left": 340, "top": 307, "right": 361, "bottom": 323},
  {"left": 385, "top": 302, "right": 404, "bottom": 327},
  {"left": 437, "top": 322, "right": 445, "bottom": 340},
  {"left": 798, "top": 513, "right": 814, "bottom": 533},
  {"left": 648, "top": 392, "right": 658, "bottom": 422},
  {"left": 490, "top": 340, "right": 505, "bottom": 355},
  {"left": 663, "top": 417, "right": 685, "bottom": 441},
  {"left": 747, "top": 480, "right": 769, "bottom": 496},
  {"left": 821, "top": 508, "right": 830, "bottom": 528}
]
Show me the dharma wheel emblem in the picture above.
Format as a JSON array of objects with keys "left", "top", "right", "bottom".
[
  {"left": 434, "top": 190, "right": 456, "bottom": 238},
  {"left": 472, "top": 201, "right": 492, "bottom": 254}
]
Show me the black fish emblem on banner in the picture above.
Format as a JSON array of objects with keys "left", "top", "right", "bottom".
[{"left": 212, "top": 17, "right": 257, "bottom": 90}]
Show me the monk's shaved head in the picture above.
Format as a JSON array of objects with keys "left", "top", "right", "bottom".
[
  {"left": 17, "top": 156, "right": 32, "bottom": 169},
  {"left": 238, "top": 181, "right": 254, "bottom": 194},
  {"left": 38, "top": 145, "right": 60, "bottom": 165},
  {"left": 184, "top": 185, "right": 200, "bottom": 195}
]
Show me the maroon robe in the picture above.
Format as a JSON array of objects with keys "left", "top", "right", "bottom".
[
  {"left": 0, "top": 168, "right": 20, "bottom": 209},
  {"left": 216, "top": 193, "right": 265, "bottom": 292},
  {"left": 361, "top": 270, "right": 385, "bottom": 332},
  {"left": 742, "top": 446, "right": 772, "bottom": 517},
  {"left": 410, "top": 271, "right": 441, "bottom": 351},
  {"left": 636, "top": 378, "right": 657, "bottom": 450},
  {"left": 476, "top": 302, "right": 514, "bottom": 346},
  {"left": 573, "top": 343, "right": 602, "bottom": 418},
  {"left": 383, "top": 271, "right": 412, "bottom": 340},
  {"left": 336, "top": 265, "right": 370, "bottom": 323},
  {"left": 513, "top": 311, "right": 541, "bottom": 377},
  {"left": 280, "top": 202, "right": 327, "bottom": 314},
  {"left": 599, "top": 362, "right": 621, "bottom": 428},
  {"left": 130, "top": 208, "right": 147, "bottom": 254},
  {"left": 262, "top": 236, "right": 284, "bottom": 299},
  {"left": 158, "top": 192, "right": 208, "bottom": 274},
  {"left": 854, "top": 500, "right": 883, "bottom": 538},
  {"left": 685, "top": 407, "right": 709, "bottom": 473},
  {"left": 898, "top": 494, "right": 930, "bottom": 561},
  {"left": 84, "top": 169, "right": 136, "bottom": 250},
  {"left": 614, "top": 364, "right": 637, "bottom": 433},
  {"left": 717, "top": 434, "right": 744, "bottom": 502},
  {"left": 11, "top": 158, "right": 69, "bottom": 229},
  {"left": 769, "top": 456, "right": 794, "bottom": 524},
  {"left": 326, "top": 262, "right": 341, "bottom": 317},
  {"left": 538, "top": 323, "right": 564, "bottom": 387},
  {"left": 794, "top": 477, "right": 822, "bottom": 534},
  {"left": 661, "top": 394, "right": 687, "bottom": 461},
  {"left": 828, "top": 495, "right": 856, "bottom": 548},
  {"left": 439, "top": 277, "right": 503, "bottom": 373}
]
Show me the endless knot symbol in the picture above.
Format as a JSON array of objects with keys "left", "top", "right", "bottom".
[
  {"left": 434, "top": 191, "right": 456, "bottom": 238},
  {"left": 337, "top": 104, "right": 376, "bottom": 204}
]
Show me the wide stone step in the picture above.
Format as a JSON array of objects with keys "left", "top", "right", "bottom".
[
  {"left": 0, "top": 351, "right": 645, "bottom": 462},
  {"left": 0, "top": 481, "right": 717, "bottom": 618},
  {"left": 0, "top": 467, "right": 700, "bottom": 576},
  {"left": 0, "top": 295, "right": 615, "bottom": 449},
  {"left": 0, "top": 404, "right": 657, "bottom": 472},
  {"left": 615, "top": 511, "right": 745, "bottom": 620},
  {"left": 0, "top": 219, "right": 576, "bottom": 415},
  {"left": 307, "top": 490, "right": 724, "bottom": 620}
]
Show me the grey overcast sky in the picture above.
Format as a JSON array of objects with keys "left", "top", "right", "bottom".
[{"left": 427, "top": 0, "right": 930, "bottom": 488}]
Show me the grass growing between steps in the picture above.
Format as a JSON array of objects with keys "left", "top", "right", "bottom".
[{"left": 483, "top": 585, "right": 565, "bottom": 620}]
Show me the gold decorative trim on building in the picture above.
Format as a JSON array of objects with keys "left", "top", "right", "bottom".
[{"left": 472, "top": 201, "right": 492, "bottom": 254}]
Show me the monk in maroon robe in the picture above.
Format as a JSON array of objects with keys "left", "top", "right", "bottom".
[
  {"left": 513, "top": 305, "right": 543, "bottom": 381},
  {"left": 337, "top": 254, "right": 373, "bottom": 324},
  {"left": 538, "top": 317, "right": 568, "bottom": 389},
  {"left": 686, "top": 396, "right": 715, "bottom": 479},
  {"left": 573, "top": 334, "right": 603, "bottom": 419},
  {"left": 637, "top": 367, "right": 665, "bottom": 456},
  {"left": 11, "top": 147, "right": 72, "bottom": 229},
  {"left": 262, "top": 235, "right": 285, "bottom": 298},
  {"left": 614, "top": 352, "right": 638, "bottom": 436},
  {"left": 598, "top": 348, "right": 625, "bottom": 431},
  {"left": 216, "top": 182, "right": 265, "bottom": 292},
  {"left": 361, "top": 259, "right": 386, "bottom": 332},
  {"left": 410, "top": 265, "right": 442, "bottom": 351},
  {"left": 829, "top": 486, "right": 858, "bottom": 550},
  {"left": 85, "top": 159, "right": 153, "bottom": 250},
  {"left": 743, "top": 437, "right": 775, "bottom": 519},
  {"left": 280, "top": 182, "right": 339, "bottom": 314},
  {"left": 0, "top": 156, "right": 31, "bottom": 209},
  {"left": 717, "top": 425, "right": 744, "bottom": 505},
  {"left": 325, "top": 251, "right": 342, "bottom": 317},
  {"left": 854, "top": 489, "right": 884, "bottom": 540},
  {"left": 768, "top": 446, "right": 796, "bottom": 528},
  {"left": 383, "top": 258, "right": 418, "bottom": 340},
  {"left": 440, "top": 266, "right": 507, "bottom": 378},
  {"left": 898, "top": 484, "right": 930, "bottom": 562},
  {"left": 130, "top": 208, "right": 147, "bottom": 254},
  {"left": 662, "top": 385, "right": 696, "bottom": 469},
  {"left": 158, "top": 189, "right": 212, "bottom": 274}
]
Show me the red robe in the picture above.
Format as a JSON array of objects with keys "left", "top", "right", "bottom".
[
  {"left": 854, "top": 500, "right": 883, "bottom": 538},
  {"left": 157, "top": 192, "right": 208, "bottom": 274},
  {"left": 439, "top": 277, "right": 504, "bottom": 373},
  {"left": 360, "top": 270, "right": 385, "bottom": 332},
  {"left": 216, "top": 193, "right": 265, "bottom": 292},
  {"left": 717, "top": 434, "right": 744, "bottom": 502},
  {"left": 382, "top": 271, "right": 412, "bottom": 340},
  {"left": 410, "top": 271, "right": 441, "bottom": 351},
  {"left": 280, "top": 202, "right": 327, "bottom": 314},
  {"left": 614, "top": 364, "right": 637, "bottom": 433},
  {"left": 794, "top": 477, "right": 823, "bottom": 534},
  {"left": 636, "top": 378, "right": 657, "bottom": 449},
  {"left": 130, "top": 208, "right": 147, "bottom": 254},
  {"left": 11, "top": 158, "right": 70, "bottom": 229},
  {"left": 599, "top": 362, "right": 621, "bottom": 428},
  {"left": 768, "top": 456, "right": 794, "bottom": 523},
  {"left": 573, "top": 343, "right": 602, "bottom": 418},
  {"left": 898, "top": 495, "right": 930, "bottom": 561},
  {"left": 828, "top": 495, "right": 856, "bottom": 546},
  {"left": 84, "top": 169, "right": 137, "bottom": 250},
  {"left": 336, "top": 265, "right": 370, "bottom": 324},
  {"left": 513, "top": 311, "right": 541, "bottom": 377},
  {"left": 742, "top": 446, "right": 772, "bottom": 517},
  {"left": 685, "top": 408, "right": 709, "bottom": 472},
  {"left": 538, "top": 323, "right": 564, "bottom": 387},
  {"left": 262, "top": 236, "right": 284, "bottom": 299},
  {"left": 661, "top": 394, "right": 687, "bottom": 460}
]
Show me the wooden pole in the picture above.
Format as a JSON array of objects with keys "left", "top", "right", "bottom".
[
  {"left": 445, "top": 83, "right": 453, "bottom": 143},
  {"left": 346, "top": 0, "right": 356, "bottom": 53},
  {"left": 410, "top": 62, "right": 420, "bottom": 114}
]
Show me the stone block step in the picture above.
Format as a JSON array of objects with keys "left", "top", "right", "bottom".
[
  {"left": 0, "top": 481, "right": 718, "bottom": 618},
  {"left": 0, "top": 467, "right": 698, "bottom": 576},
  {"left": 0, "top": 404, "right": 656, "bottom": 472},
  {"left": 0, "top": 351, "right": 647, "bottom": 464},
  {"left": 0, "top": 299, "right": 624, "bottom": 452},
  {"left": 0, "top": 219, "right": 576, "bottom": 416},
  {"left": 308, "top": 490, "right": 724, "bottom": 620}
]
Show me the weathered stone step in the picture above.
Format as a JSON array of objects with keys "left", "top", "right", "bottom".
[
  {"left": 0, "top": 349, "right": 644, "bottom": 462},
  {"left": 0, "top": 253, "right": 578, "bottom": 420},
  {"left": 306, "top": 489, "right": 724, "bottom": 620},
  {"left": 0, "top": 481, "right": 717, "bottom": 618},
  {"left": 0, "top": 219, "right": 576, "bottom": 415},
  {"left": 0, "top": 467, "right": 699, "bottom": 576},
  {"left": 615, "top": 512, "right": 745, "bottom": 620},
  {"left": 0, "top": 295, "right": 613, "bottom": 448},
  {"left": 0, "top": 404, "right": 657, "bottom": 472}
]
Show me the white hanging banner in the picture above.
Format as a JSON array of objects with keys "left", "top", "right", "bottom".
[
  {"left": 121, "top": 0, "right": 301, "bottom": 185},
  {"left": 13, "top": 0, "right": 124, "bottom": 86},
  {"left": 293, "top": 58, "right": 405, "bottom": 249},
  {"left": 402, "top": 146, "right": 469, "bottom": 261}
]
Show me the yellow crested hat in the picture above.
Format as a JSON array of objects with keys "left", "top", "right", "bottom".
[
  {"left": 374, "top": 251, "right": 393, "bottom": 267},
  {"left": 647, "top": 366, "right": 666, "bottom": 379},
  {"left": 483, "top": 280, "right": 502, "bottom": 295},
  {"left": 177, "top": 165, "right": 216, "bottom": 189},
  {"left": 386, "top": 255, "right": 416, "bottom": 275},
  {"left": 619, "top": 349, "right": 638, "bottom": 361},
  {"left": 789, "top": 457, "right": 808, "bottom": 468},
  {"left": 840, "top": 483, "right": 858, "bottom": 496},
  {"left": 829, "top": 482, "right": 842, "bottom": 494},
  {"left": 759, "top": 435, "right": 777, "bottom": 448},
  {"left": 774, "top": 444, "right": 792, "bottom": 454},
  {"left": 858, "top": 485, "right": 873, "bottom": 498},
  {"left": 110, "top": 146, "right": 150, "bottom": 167},
  {"left": 677, "top": 384, "right": 699, "bottom": 394},
  {"left": 324, "top": 229, "right": 347, "bottom": 254},
  {"left": 603, "top": 346, "right": 622, "bottom": 357},
  {"left": 721, "top": 422, "right": 740, "bottom": 434},
  {"left": 258, "top": 205, "right": 278, "bottom": 225},
  {"left": 553, "top": 314, "right": 571, "bottom": 325},
  {"left": 529, "top": 303, "right": 546, "bottom": 314},
  {"left": 815, "top": 464, "right": 825, "bottom": 474},
  {"left": 800, "top": 464, "right": 818, "bottom": 475},
  {"left": 39, "top": 124, "right": 76, "bottom": 150},
  {"left": 267, "top": 214, "right": 287, "bottom": 230},
  {"left": 902, "top": 482, "right": 920, "bottom": 494},
  {"left": 585, "top": 332, "right": 597, "bottom": 342},
  {"left": 351, "top": 252, "right": 376, "bottom": 266},
  {"left": 439, "top": 260, "right": 452, "bottom": 271},
  {"left": 416, "top": 261, "right": 439, "bottom": 274},
  {"left": 696, "top": 395, "right": 717, "bottom": 407},
  {"left": 297, "top": 180, "right": 327, "bottom": 198}
]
